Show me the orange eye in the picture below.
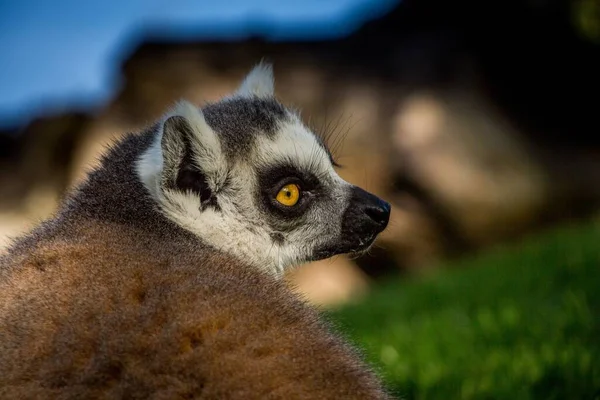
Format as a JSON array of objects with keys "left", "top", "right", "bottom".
[{"left": 275, "top": 183, "right": 301, "bottom": 207}]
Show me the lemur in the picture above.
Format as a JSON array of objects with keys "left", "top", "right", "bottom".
[{"left": 0, "top": 63, "right": 393, "bottom": 399}]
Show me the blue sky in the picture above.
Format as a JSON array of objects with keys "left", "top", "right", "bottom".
[{"left": 0, "top": 0, "right": 396, "bottom": 128}]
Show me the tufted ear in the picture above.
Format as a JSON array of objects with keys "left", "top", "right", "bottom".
[
  {"left": 158, "top": 101, "right": 227, "bottom": 208},
  {"left": 235, "top": 62, "right": 275, "bottom": 98}
]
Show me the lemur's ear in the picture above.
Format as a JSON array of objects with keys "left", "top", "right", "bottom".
[
  {"left": 159, "top": 101, "right": 226, "bottom": 208},
  {"left": 235, "top": 62, "right": 274, "bottom": 98}
]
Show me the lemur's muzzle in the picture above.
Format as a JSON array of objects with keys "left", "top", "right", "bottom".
[
  {"left": 341, "top": 186, "right": 390, "bottom": 250},
  {"left": 311, "top": 186, "right": 391, "bottom": 261}
]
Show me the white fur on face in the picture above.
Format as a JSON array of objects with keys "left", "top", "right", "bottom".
[
  {"left": 136, "top": 101, "right": 278, "bottom": 273},
  {"left": 251, "top": 117, "right": 352, "bottom": 270},
  {"left": 158, "top": 170, "right": 283, "bottom": 273},
  {"left": 253, "top": 115, "right": 338, "bottom": 178}
]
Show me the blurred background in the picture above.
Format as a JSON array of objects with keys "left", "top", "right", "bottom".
[{"left": 1, "top": 0, "right": 599, "bottom": 397}]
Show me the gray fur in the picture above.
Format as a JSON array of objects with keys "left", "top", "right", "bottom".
[{"left": 203, "top": 97, "right": 287, "bottom": 160}]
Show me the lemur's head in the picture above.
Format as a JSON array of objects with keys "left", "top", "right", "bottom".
[{"left": 137, "top": 63, "right": 390, "bottom": 276}]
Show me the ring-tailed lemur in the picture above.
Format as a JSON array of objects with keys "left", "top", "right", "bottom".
[{"left": 0, "top": 63, "right": 393, "bottom": 399}]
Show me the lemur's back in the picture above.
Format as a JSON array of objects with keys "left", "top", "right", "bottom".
[{"left": 0, "top": 217, "right": 388, "bottom": 399}]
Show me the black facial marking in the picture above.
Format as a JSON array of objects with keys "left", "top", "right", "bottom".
[
  {"left": 258, "top": 163, "right": 320, "bottom": 216},
  {"left": 256, "top": 162, "right": 324, "bottom": 232},
  {"left": 270, "top": 232, "right": 285, "bottom": 245},
  {"left": 203, "top": 97, "right": 288, "bottom": 160}
]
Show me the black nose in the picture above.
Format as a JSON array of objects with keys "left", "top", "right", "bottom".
[
  {"left": 316, "top": 186, "right": 392, "bottom": 259},
  {"left": 345, "top": 186, "right": 391, "bottom": 235},
  {"left": 364, "top": 199, "right": 391, "bottom": 228}
]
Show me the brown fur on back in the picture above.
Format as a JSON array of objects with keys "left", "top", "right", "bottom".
[{"left": 0, "top": 132, "right": 392, "bottom": 399}]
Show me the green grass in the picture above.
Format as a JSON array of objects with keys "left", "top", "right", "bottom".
[{"left": 327, "top": 219, "right": 600, "bottom": 400}]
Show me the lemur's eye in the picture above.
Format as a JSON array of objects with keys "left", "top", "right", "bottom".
[{"left": 275, "top": 183, "right": 301, "bottom": 207}]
